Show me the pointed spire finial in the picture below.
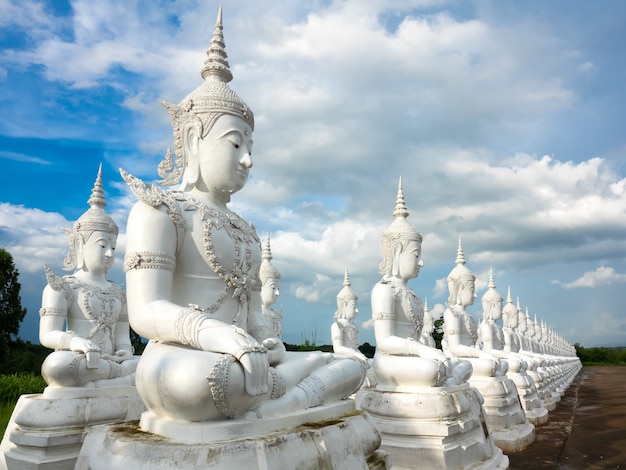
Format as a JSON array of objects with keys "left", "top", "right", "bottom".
[
  {"left": 516, "top": 296, "right": 521, "bottom": 310},
  {"left": 392, "top": 177, "right": 409, "bottom": 219},
  {"left": 488, "top": 268, "right": 495, "bottom": 289},
  {"left": 424, "top": 296, "right": 429, "bottom": 312},
  {"left": 343, "top": 266, "right": 351, "bottom": 287},
  {"left": 455, "top": 236, "right": 466, "bottom": 265},
  {"left": 506, "top": 285, "right": 512, "bottom": 303},
  {"left": 87, "top": 163, "right": 106, "bottom": 209},
  {"left": 200, "top": 4, "right": 233, "bottom": 83},
  {"left": 263, "top": 232, "right": 273, "bottom": 262}
]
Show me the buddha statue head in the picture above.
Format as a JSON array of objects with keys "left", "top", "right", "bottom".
[
  {"left": 335, "top": 267, "right": 358, "bottom": 321},
  {"left": 481, "top": 268, "right": 503, "bottom": 321},
  {"left": 502, "top": 286, "right": 519, "bottom": 329},
  {"left": 157, "top": 6, "right": 254, "bottom": 198},
  {"left": 446, "top": 237, "right": 476, "bottom": 308},
  {"left": 516, "top": 297, "right": 527, "bottom": 333},
  {"left": 379, "top": 178, "right": 424, "bottom": 281},
  {"left": 259, "top": 233, "right": 280, "bottom": 308},
  {"left": 534, "top": 315, "right": 542, "bottom": 341},
  {"left": 525, "top": 308, "right": 535, "bottom": 337},
  {"left": 63, "top": 165, "right": 119, "bottom": 272}
]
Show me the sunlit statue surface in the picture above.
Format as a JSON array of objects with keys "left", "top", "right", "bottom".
[
  {"left": 259, "top": 234, "right": 282, "bottom": 338},
  {"left": 370, "top": 180, "right": 471, "bottom": 388},
  {"left": 331, "top": 267, "right": 368, "bottom": 365},
  {"left": 121, "top": 10, "right": 365, "bottom": 425},
  {"left": 357, "top": 181, "right": 507, "bottom": 470},
  {"left": 420, "top": 298, "right": 437, "bottom": 348},
  {"left": 39, "top": 166, "right": 138, "bottom": 388},
  {"left": 478, "top": 270, "right": 527, "bottom": 374},
  {"left": 442, "top": 239, "right": 507, "bottom": 378}
]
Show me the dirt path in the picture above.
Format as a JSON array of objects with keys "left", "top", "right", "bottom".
[{"left": 508, "top": 366, "right": 626, "bottom": 470}]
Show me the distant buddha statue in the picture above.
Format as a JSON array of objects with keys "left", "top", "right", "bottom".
[
  {"left": 370, "top": 180, "right": 471, "bottom": 388},
  {"left": 501, "top": 287, "right": 528, "bottom": 371},
  {"left": 259, "top": 233, "right": 282, "bottom": 338},
  {"left": 420, "top": 298, "right": 436, "bottom": 348},
  {"left": 121, "top": 9, "right": 365, "bottom": 423},
  {"left": 39, "top": 166, "right": 138, "bottom": 388},
  {"left": 331, "top": 267, "right": 368, "bottom": 365},
  {"left": 442, "top": 239, "right": 507, "bottom": 377},
  {"left": 478, "top": 270, "right": 526, "bottom": 374}
]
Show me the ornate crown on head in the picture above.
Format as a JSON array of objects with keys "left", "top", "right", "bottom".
[
  {"left": 447, "top": 237, "right": 475, "bottom": 283},
  {"left": 157, "top": 6, "right": 255, "bottom": 186},
  {"left": 259, "top": 233, "right": 281, "bottom": 282},
  {"left": 379, "top": 178, "right": 422, "bottom": 274},
  {"left": 481, "top": 268, "right": 502, "bottom": 303},
  {"left": 63, "top": 165, "right": 118, "bottom": 271},
  {"left": 502, "top": 286, "right": 518, "bottom": 326},
  {"left": 337, "top": 267, "right": 358, "bottom": 303}
]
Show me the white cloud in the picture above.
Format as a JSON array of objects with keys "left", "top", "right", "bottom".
[{"left": 552, "top": 266, "right": 626, "bottom": 289}]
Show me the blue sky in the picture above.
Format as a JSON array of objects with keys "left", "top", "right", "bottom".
[{"left": 1, "top": 0, "right": 625, "bottom": 348}]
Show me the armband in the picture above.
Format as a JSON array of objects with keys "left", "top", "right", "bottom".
[{"left": 124, "top": 251, "right": 176, "bottom": 273}]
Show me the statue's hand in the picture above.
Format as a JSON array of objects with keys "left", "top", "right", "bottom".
[
  {"left": 69, "top": 336, "right": 99, "bottom": 354},
  {"left": 354, "top": 351, "right": 369, "bottom": 365},
  {"left": 237, "top": 347, "right": 270, "bottom": 396},
  {"left": 101, "top": 350, "right": 133, "bottom": 363},
  {"left": 261, "top": 338, "right": 285, "bottom": 365}
]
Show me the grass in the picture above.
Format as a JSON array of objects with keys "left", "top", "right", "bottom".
[{"left": 0, "top": 373, "right": 47, "bottom": 436}]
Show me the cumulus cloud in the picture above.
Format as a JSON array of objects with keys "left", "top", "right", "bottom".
[
  {"left": 2, "top": 0, "right": 626, "bottom": 346},
  {"left": 552, "top": 266, "right": 626, "bottom": 289}
]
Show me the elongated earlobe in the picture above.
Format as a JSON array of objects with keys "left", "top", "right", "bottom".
[
  {"left": 75, "top": 239, "right": 84, "bottom": 271},
  {"left": 183, "top": 124, "right": 201, "bottom": 186}
]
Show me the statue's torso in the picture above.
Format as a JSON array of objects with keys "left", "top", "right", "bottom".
[
  {"left": 64, "top": 276, "right": 124, "bottom": 354},
  {"left": 168, "top": 194, "right": 262, "bottom": 326}
]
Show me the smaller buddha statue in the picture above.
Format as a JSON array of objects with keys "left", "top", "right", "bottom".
[
  {"left": 259, "top": 233, "right": 282, "bottom": 338},
  {"left": 39, "top": 166, "right": 138, "bottom": 388},
  {"left": 420, "top": 298, "right": 437, "bottom": 348},
  {"left": 371, "top": 180, "right": 471, "bottom": 388},
  {"left": 478, "top": 271, "right": 526, "bottom": 374},
  {"left": 331, "top": 267, "right": 368, "bottom": 365},
  {"left": 442, "top": 239, "right": 507, "bottom": 377}
]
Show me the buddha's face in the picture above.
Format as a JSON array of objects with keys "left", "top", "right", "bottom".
[
  {"left": 509, "top": 310, "right": 519, "bottom": 328},
  {"left": 458, "top": 280, "right": 476, "bottom": 307},
  {"left": 517, "top": 314, "right": 527, "bottom": 332},
  {"left": 397, "top": 240, "right": 423, "bottom": 280},
  {"left": 343, "top": 299, "right": 358, "bottom": 320},
  {"left": 81, "top": 231, "right": 116, "bottom": 274},
  {"left": 196, "top": 114, "right": 253, "bottom": 196},
  {"left": 261, "top": 278, "right": 279, "bottom": 307}
]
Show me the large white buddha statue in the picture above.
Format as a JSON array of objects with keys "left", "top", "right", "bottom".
[
  {"left": 259, "top": 233, "right": 282, "bottom": 338},
  {"left": 331, "top": 267, "right": 369, "bottom": 366},
  {"left": 442, "top": 239, "right": 507, "bottom": 378},
  {"left": 39, "top": 166, "right": 138, "bottom": 388},
  {"left": 420, "top": 298, "right": 437, "bottom": 348},
  {"left": 370, "top": 180, "right": 471, "bottom": 388},
  {"left": 478, "top": 270, "right": 526, "bottom": 374},
  {"left": 121, "top": 9, "right": 365, "bottom": 423}
]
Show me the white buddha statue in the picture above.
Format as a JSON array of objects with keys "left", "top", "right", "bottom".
[
  {"left": 370, "top": 180, "right": 471, "bottom": 388},
  {"left": 442, "top": 239, "right": 507, "bottom": 377},
  {"left": 478, "top": 269, "right": 526, "bottom": 374},
  {"left": 420, "top": 297, "right": 437, "bottom": 348},
  {"left": 259, "top": 233, "right": 282, "bottom": 338},
  {"left": 331, "top": 267, "right": 369, "bottom": 365},
  {"left": 39, "top": 166, "right": 138, "bottom": 388},
  {"left": 121, "top": 9, "right": 365, "bottom": 422}
]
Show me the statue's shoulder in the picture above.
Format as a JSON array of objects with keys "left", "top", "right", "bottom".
[
  {"left": 121, "top": 169, "right": 186, "bottom": 230},
  {"left": 43, "top": 265, "right": 74, "bottom": 303}
]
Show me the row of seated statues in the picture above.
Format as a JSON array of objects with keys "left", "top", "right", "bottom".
[{"left": 1, "top": 8, "right": 581, "bottom": 470}]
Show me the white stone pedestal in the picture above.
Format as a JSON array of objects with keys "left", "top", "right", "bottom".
[
  {"left": 75, "top": 400, "right": 388, "bottom": 470},
  {"left": 469, "top": 375, "right": 535, "bottom": 453},
  {"left": 356, "top": 384, "right": 508, "bottom": 470},
  {"left": 508, "top": 372, "right": 549, "bottom": 426},
  {"left": 0, "top": 386, "right": 144, "bottom": 470}
]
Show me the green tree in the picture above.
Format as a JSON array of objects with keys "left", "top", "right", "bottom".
[{"left": 0, "top": 248, "right": 27, "bottom": 361}]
